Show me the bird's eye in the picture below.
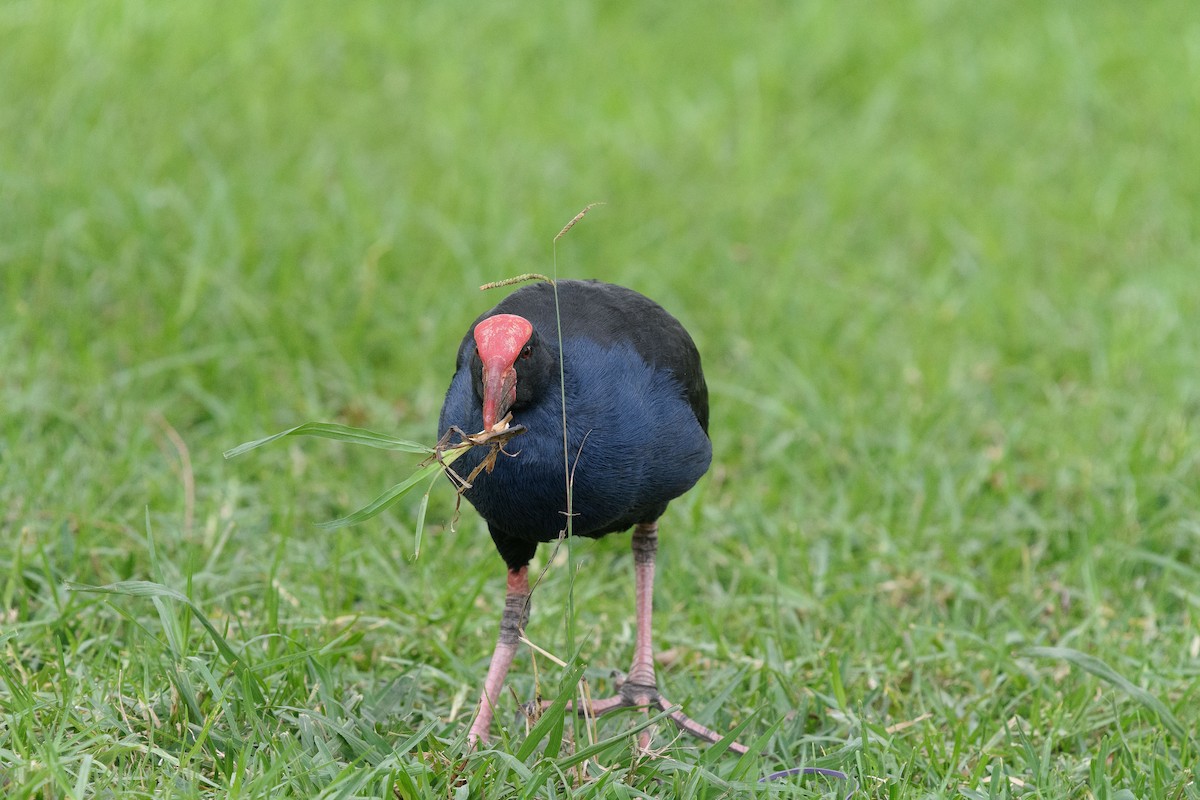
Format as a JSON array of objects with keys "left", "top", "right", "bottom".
[{"left": 519, "top": 345, "right": 532, "bottom": 360}]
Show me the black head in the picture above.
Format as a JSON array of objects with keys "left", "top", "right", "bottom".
[{"left": 470, "top": 314, "right": 556, "bottom": 429}]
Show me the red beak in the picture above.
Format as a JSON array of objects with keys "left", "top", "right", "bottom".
[
  {"left": 473, "top": 313, "right": 533, "bottom": 431},
  {"left": 481, "top": 356, "right": 517, "bottom": 431}
]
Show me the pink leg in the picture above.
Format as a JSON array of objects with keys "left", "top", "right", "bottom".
[
  {"left": 552, "top": 522, "right": 749, "bottom": 755},
  {"left": 468, "top": 566, "right": 530, "bottom": 748},
  {"left": 627, "top": 523, "right": 658, "bottom": 688},
  {"left": 627, "top": 522, "right": 660, "bottom": 749}
]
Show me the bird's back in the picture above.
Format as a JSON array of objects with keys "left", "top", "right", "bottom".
[{"left": 454, "top": 280, "right": 709, "bottom": 431}]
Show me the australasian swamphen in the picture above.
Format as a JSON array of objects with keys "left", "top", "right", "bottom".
[{"left": 438, "top": 278, "right": 746, "bottom": 752}]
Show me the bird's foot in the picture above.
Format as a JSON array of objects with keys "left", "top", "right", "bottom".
[{"left": 538, "top": 674, "right": 749, "bottom": 755}]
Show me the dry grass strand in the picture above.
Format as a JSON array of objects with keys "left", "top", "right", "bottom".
[
  {"left": 480, "top": 273, "right": 553, "bottom": 291},
  {"left": 554, "top": 203, "right": 605, "bottom": 242}
]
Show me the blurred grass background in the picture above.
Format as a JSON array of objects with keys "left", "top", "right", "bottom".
[{"left": 2, "top": 1, "right": 1198, "bottom": 797}]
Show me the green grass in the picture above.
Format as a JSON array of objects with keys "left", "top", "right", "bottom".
[{"left": 3, "top": 0, "right": 1199, "bottom": 797}]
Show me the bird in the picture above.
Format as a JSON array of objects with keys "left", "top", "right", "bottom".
[{"left": 438, "top": 278, "right": 745, "bottom": 752}]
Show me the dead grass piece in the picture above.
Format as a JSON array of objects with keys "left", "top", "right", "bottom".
[
  {"left": 554, "top": 202, "right": 605, "bottom": 242},
  {"left": 480, "top": 273, "right": 553, "bottom": 291}
]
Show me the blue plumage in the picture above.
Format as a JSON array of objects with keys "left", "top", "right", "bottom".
[{"left": 438, "top": 280, "right": 711, "bottom": 570}]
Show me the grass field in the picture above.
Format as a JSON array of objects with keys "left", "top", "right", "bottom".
[{"left": 3, "top": 1, "right": 1199, "bottom": 797}]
